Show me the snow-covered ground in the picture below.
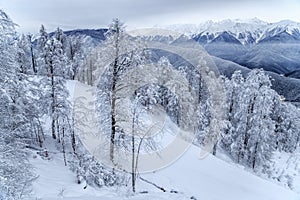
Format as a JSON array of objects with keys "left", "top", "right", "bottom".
[
  {"left": 28, "top": 81, "right": 300, "bottom": 200},
  {"left": 28, "top": 138, "right": 299, "bottom": 200},
  {"left": 271, "top": 151, "right": 300, "bottom": 193}
]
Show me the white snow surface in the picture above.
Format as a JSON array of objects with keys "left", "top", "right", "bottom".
[{"left": 28, "top": 81, "right": 300, "bottom": 200}]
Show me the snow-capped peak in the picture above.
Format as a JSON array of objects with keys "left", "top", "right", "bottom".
[
  {"left": 128, "top": 28, "right": 183, "bottom": 44},
  {"left": 128, "top": 28, "right": 182, "bottom": 38},
  {"left": 201, "top": 18, "right": 268, "bottom": 33},
  {"left": 157, "top": 18, "right": 300, "bottom": 45},
  {"left": 268, "top": 20, "right": 300, "bottom": 35},
  {"left": 256, "top": 20, "right": 300, "bottom": 42},
  {"left": 159, "top": 18, "right": 269, "bottom": 36}
]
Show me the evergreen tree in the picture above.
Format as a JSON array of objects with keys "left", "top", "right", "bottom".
[
  {"left": 67, "top": 35, "right": 85, "bottom": 80},
  {"left": 273, "top": 101, "right": 300, "bottom": 152},
  {"left": 36, "top": 24, "right": 49, "bottom": 75},
  {"left": 223, "top": 70, "right": 273, "bottom": 169},
  {"left": 54, "top": 27, "right": 73, "bottom": 79},
  {"left": 0, "top": 9, "right": 34, "bottom": 199},
  {"left": 223, "top": 71, "right": 250, "bottom": 162},
  {"left": 40, "top": 30, "right": 71, "bottom": 141},
  {"left": 16, "top": 34, "right": 32, "bottom": 74},
  {"left": 243, "top": 69, "right": 277, "bottom": 171}
]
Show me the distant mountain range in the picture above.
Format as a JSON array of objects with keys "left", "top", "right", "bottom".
[
  {"left": 48, "top": 28, "right": 108, "bottom": 47},
  {"left": 57, "top": 19, "right": 300, "bottom": 102},
  {"left": 162, "top": 19, "right": 300, "bottom": 77},
  {"left": 162, "top": 18, "right": 300, "bottom": 45}
]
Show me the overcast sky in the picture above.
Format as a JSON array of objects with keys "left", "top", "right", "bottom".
[{"left": 0, "top": 0, "right": 300, "bottom": 33}]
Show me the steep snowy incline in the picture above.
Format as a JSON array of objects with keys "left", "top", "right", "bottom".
[
  {"left": 139, "top": 146, "right": 299, "bottom": 200},
  {"left": 28, "top": 81, "right": 299, "bottom": 200}
]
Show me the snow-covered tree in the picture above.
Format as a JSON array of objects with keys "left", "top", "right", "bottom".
[
  {"left": 95, "top": 18, "right": 142, "bottom": 164},
  {"left": 243, "top": 69, "right": 277, "bottom": 171},
  {"left": 222, "top": 69, "right": 291, "bottom": 173},
  {"left": 36, "top": 24, "right": 49, "bottom": 75},
  {"left": 66, "top": 35, "right": 85, "bottom": 80},
  {"left": 27, "top": 34, "right": 37, "bottom": 74},
  {"left": 221, "top": 71, "right": 244, "bottom": 155},
  {"left": 0, "top": 9, "right": 35, "bottom": 199},
  {"left": 69, "top": 148, "right": 122, "bottom": 188},
  {"left": 54, "top": 28, "right": 73, "bottom": 79},
  {"left": 273, "top": 100, "right": 300, "bottom": 152},
  {"left": 16, "top": 34, "right": 33, "bottom": 74},
  {"left": 39, "top": 29, "right": 72, "bottom": 142}
]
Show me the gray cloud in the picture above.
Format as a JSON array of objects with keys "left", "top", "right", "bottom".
[{"left": 0, "top": 0, "right": 299, "bottom": 33}]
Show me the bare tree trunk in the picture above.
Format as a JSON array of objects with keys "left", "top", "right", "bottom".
[
  {"left": 71, "top": 110, "right": 76, "bottom": 154},
  {"left": 131, "top": 111, "right": 136, "bottom": 193},
  {"left": 62, "top": 119, "right": 67, "bottom": 166},
  {"left": 28, "top": 34, "right": 37, "bottom": 74},
  {"left": 89, "top": 61, "right": 93, "bottom": 86},
  {"left": 30, "top": 43, "right": 36, "bottom": 74},
  {"left": 110, "top": 67, "right": 117, "bottom": 163},
  {"left": 252, "top": 142, "right": 258, "bottom": 170},
  {"left": 33, "top": 119, "right": 44, "bottom": 148},
  {"left": 241, "top": 97, "right": 255, "bottom": 160},
  {"left": 57, "top": 119, "right": 60, "bottom": 143},
  {"left": 51, "top": 119, "right": 56, "bottom": 139},
  {"left": 86, "top": 64, "right": 89, "bottom": 85},
  {"left": 33, "top": 123, "right": 42, "bottom": 147},
  {"left": 110, "top": 25, "right": 120, "bottom": 164},
  {"left": 38, "top": 118, "right": 45, "bottom": 141},
  {"left": 212, "top": 142, "right": 217, "bottom": 156},
  {"left": 50, "top": 61, "right": 56, "bottom": 139},
  {"left": 37, "top": 126, "right": 43, "bottom": 147}
]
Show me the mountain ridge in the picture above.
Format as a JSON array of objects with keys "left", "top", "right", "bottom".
[
  {"left": 53, "top": 20, "right": 300, "bottom": 101},
  {"left": 161, "top": 18, "right": 300, "bottom": 45}
]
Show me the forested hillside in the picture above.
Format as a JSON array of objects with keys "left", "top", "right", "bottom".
[{"left": 0, "top": 9, "right": 300, "bottom": 200}]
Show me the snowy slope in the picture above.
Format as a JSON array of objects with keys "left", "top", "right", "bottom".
[
  {"left": 29, "top": 139, "right": 299, "bottom": 200},
  {"left": 139, "top": 146, "right": 299, "bottom": 200},
  {"left": 28, "top": 81, "right": 300, "bottom": 200}
]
